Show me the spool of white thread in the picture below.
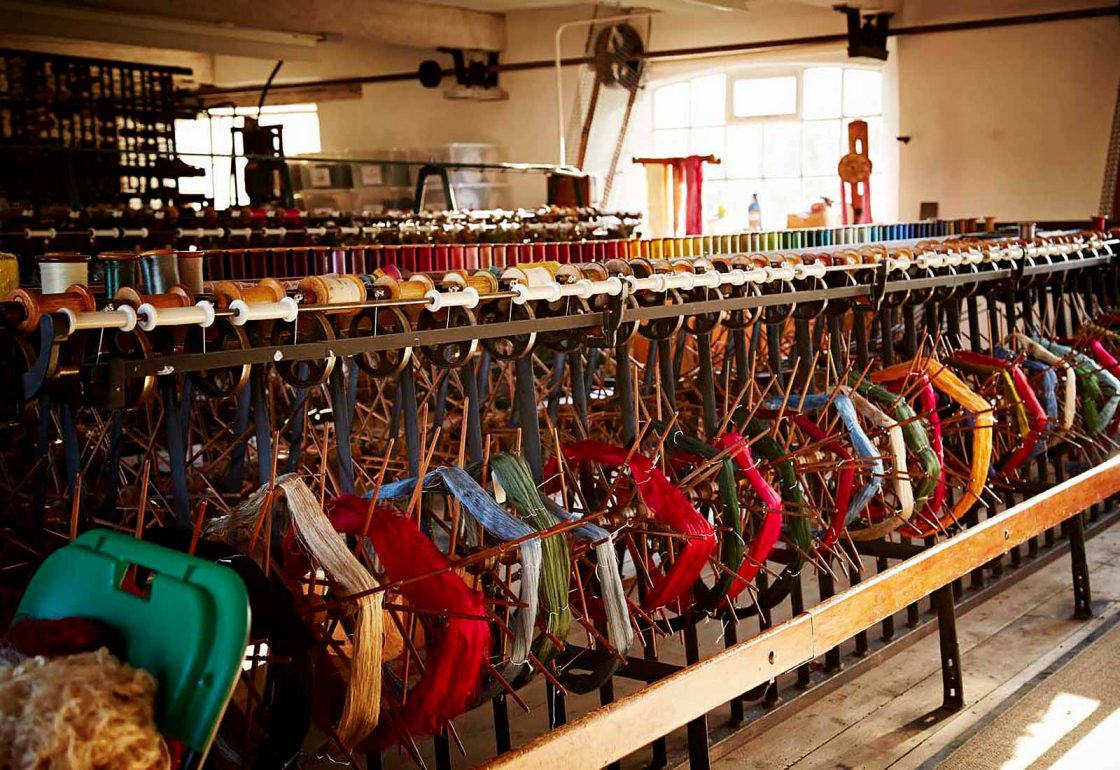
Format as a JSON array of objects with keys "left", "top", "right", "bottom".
[
  {"left": 887, "top": 255, "right": 911, "bottom": 273},
  {"left": 662, "top": 271, "right": 697, "bottom": 292},
  {"left": 137, "top": 301, "right": 216, "bottom": 331},
  {"left": 944, "top": 251, "right": 964, "bottom": 268},
  {"left": 426, "top": 286, "right": 480, "bottom": 311},
  {"left": 691, "top": 270, "right": 722, "bottom": 290},
  {"left": 765, "top": 264, "right": 796, "bottom": 283},
  {"left": 718, "top": 269, "right": 749, "bottom": 287},
  {"left": 581, "top": 276, "right": 624, "bottom": 298},
  {"left": 229, "top": 297, "right": 299, "bottom": 326},
  {"left": 625, "top": 274, "right": 668, "bottom": 294},
  {"left": 63, "top": 306, "right": 138, "bottom": 333},
  {"left": 503, "top": 266, "right": 562, "bottom": 305},
  {"left": 743, "top": 267, "right": 769, "bottom": 284},
  {"left": 792, "top": 262, "right": 826, "bottom": 281},
  {"left": 557, "top": 279, "right": 594, "bottom": 299},
  {"left": 38, "top": 254, "right": 90, "bottom": 294},
  {"left": 916, "top": 252, "right": 945, "bottom": 270}
]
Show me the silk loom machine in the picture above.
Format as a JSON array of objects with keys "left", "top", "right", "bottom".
[{"left": 0, "top": 218, "right": 1118, "bottom": 770}]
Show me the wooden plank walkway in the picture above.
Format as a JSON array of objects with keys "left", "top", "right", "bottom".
[{"left": 708, "top": 526, "right": 1120, "bottom": 770}]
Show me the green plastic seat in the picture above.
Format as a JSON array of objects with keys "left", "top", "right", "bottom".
[{"left": 16, "top": 529, "right": 250, "bottom": 763}]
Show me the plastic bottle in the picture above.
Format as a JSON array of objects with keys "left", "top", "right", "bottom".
[{"left": 748, "top": 193, "right": 762, "bottom": 231}]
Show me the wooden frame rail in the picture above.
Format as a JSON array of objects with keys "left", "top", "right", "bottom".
[{"left": 481, "top": 453, "right": 1120, "bottom": 769}]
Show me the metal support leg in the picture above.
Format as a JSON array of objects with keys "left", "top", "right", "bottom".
[
  {"left": 1069, "top": 510, "right": 1094, "bottom": 620},
  {"left": 433, "top": 730, "right": 452, "bottom": 770},
  {"left": 934, "top": 584, "right": 964, "bottom": 711},
  {"left": 492, "top": 696, "right": 511, "bottom": 753},
  {"left": 683, "top": 624, "right": 711, "bottom": 770}
]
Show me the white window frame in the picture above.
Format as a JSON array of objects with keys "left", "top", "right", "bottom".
[
  {"left": 648, "top": 63, "right": 890, "bottom": 231},
  {"left": 176, "top": 103, "right": 321, "bottom": 210}
]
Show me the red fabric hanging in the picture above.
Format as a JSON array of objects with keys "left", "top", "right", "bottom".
[{"left": 682, "top": 156, "right": 705, "bottom": 235}]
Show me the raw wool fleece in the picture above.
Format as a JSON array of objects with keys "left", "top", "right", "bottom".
[{"left": 0, "top": 648, "right": 168, "bottom": 770}]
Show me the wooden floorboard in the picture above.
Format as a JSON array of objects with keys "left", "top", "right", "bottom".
[{"left": 711, "top": 528, "right": 1120, "bottom": 770}]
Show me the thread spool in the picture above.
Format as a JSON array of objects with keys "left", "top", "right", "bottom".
[
  {"left": 140, "top": 249, "right": 181, "bottom": 293},
  {"left": 0, "top": 252, "right": 18, "bottom": 297},
  {"left": 137, "top": 302, "right": 216, "bottom": 331},
  {"left": 371, "top": 274, "right": 431, "bottom": 302},
  {"left": 515, "top": 260, "right": 561, "bottom": 277},
  {"left": 63, "top": 306, "right": 138, "bottom": 333},
  {"left": 229, "top": 296, "right": 299, "bottom": 326},
  {"left": 765, "top": 263, "right": 796, "bottom": 283},
  {"left": 299, "top": 275, "right": 366, "bottom": 310},
  {"left": 99, "top": 252, "right": 140, "bottom": 298},
  {"left": 212, "top": 278, "right": 287, "bottom": 308},
  {"left": 177, "top": 252, "right": 205, "bottom": 294},
  {"left": 9, "top": 284, "right": 96, "bottom": 333},
  {"left": 687, "top": 259, "right": 722, "bottom": 290},
  {"left": 466, "top": 271, "right": 500, "bottom": 296},
  {"left": 886, "top": 251, "right": 911, "bottom": 273},
  {"left": 915, "top": 251, "right": 946, "bottom": 270},
  {"left": 624, "top": 273, "right": 667, "bottom": 294},
  {"left": 38, "top": 253, "right": 90, "bottom": 294},
  {"left": 791, "top": 260, "right": 827, "bottom": 281},
  {"left": 660, "top": 262, "right": 697, "bottom": 292},
  {"left": 503, "top": 266, "right": 563, "bottom": 305},
  {"left": 425, "top": 286, "right": 479, "bottom": 312},
  {"left": 115, "top": 286, "right": 193, "bottom": 310}
]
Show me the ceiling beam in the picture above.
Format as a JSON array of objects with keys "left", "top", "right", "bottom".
[{"left": 29, "top": 0, "right": 506, "bottom": 52}]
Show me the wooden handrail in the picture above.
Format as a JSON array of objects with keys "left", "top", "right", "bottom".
[{"left": 480, "top": 453, "right": 1120, "bottom": 769}]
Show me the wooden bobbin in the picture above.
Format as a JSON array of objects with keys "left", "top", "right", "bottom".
[
  {"left": 115, "top": 285, "right": 194, "bottom": 310},
  {"left": 580, "top": 262, "right": 609, "bottom": 282},
  {"left": 512, "top": 260, "right": 561, "bottom": 277},
  {"left": 298, "top": 275, "right": 366, "bottom": 313},
  {"left": 467, "top": 271, "right": 500, "bottom": 296},
  {"left": 9, "top": 283, "right": 96, "bottom": 333},
  {"left": 212, "top": 278, "right": 286, "bottom": 308},
  {"left": 373, "top": 273, "right": 433, "bottom": 302}
]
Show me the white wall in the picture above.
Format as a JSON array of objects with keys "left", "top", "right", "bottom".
[
  {"left": 897, "top": 13, "right": 1119, "bottom": 221},
  {"left": 53, "top": 0, "right": 1116, "bottom": 221}
]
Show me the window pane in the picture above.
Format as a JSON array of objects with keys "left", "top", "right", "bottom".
[
  {"left": 842, "top": 116, "right": 883, "bottom": 169},
  {"left": 758, "top": 178, "right": 801, "bottom": 230},
  {"left": 732, "top": 76, "right": 797, "bottom": 118},
  {"left": 843, "top": 69, "right": 882, "bottom": 116},
  {"left": 259, "top": 110, "right": 321, "bottom": 155},
  {"left": 654, "top": 81, "right": 691, "bottom": 129},
  {"left": 653, "top": 128, "right": 689, "bottom": 157},
  {"left": 801, "top": 119, "right": 841, "bottom": 177},
  {"left": 802, "top": 67, "right": 842, "bottom": 120},
  {"left": 690, "top": 74, "right": 727, "bottom": 127},
  {"left": 703, "top": 179, "right": 728, "bottom": 231},
  {"left": 689, "top": 127, "right": 725, "bottom": 179},
  {"left": 721, "top": 179, "right": 754, "bottom": 233},
  {"left": 762, "top": 122, "right": 801, "bottom": 177},
  {"left": 725, "top": 124, "right": 763, "bottom": 179},
  {"left": 801, "top": 176, "right": 841, "bottom": 208}
]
